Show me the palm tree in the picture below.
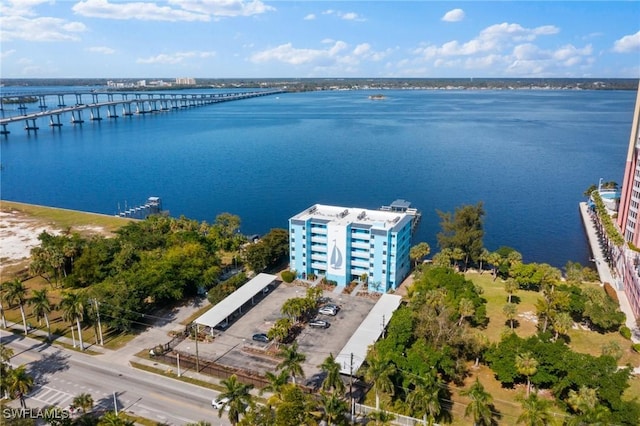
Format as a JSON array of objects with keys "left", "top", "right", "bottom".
[
  {"left": 29, "top": 288, "right": 53, "bottom": 340},
  {"left": 487, "top": 251, "right": 503, "bottom": 280},
  {"left": 516, "top": 392, "right": 553, "bottom": 426},
  {"left": 458, "top": 298, "right": 475, "bottom": 326},
  {"left": 99, "top": 411, "right": 135, "bottom": 426},
  {"left": 503, "top": 303, "right": 518, "bottom": 330},
  {"left": 217, "top": 374, "right": 253, "bottom": 425},
  {"left": 504, "top": 279, "right": 518, "bottom": 303},
  {"left": 4, "top": 278, "right": 29, "bottom": 335},
  {"left": 460, "top": 378, "right": 494, "bottom": 426},
  {"left": 407, "top": 375, "right": 441, "bottom": 426},
  {"left": 268, "top": 317, "right": 292, "bottom": 348},
  {"left": 276, "top": 342, "right": 306, "bottom": 385},
  {"left": 319, "top": 391, "right": 349, "bottom": 426},
  {"left": 59, "top": 291, "right": 85, "bottom": 350},
  {"left": 260, "top": 370, "right": 289, "bottom": 401},
  {"left": 7, "top": 365, "right": 34, "bottom": 408},
  {"left": 72, "top": 392, "right": 94, "bottom": 413},
  {"left": 410, "top": 242, "right": 431, "bottom": 267},
  {"left": 515, "top": 352, "right": 538, "bottom": 396},
  {"left": 566, "top": 386, "right": 611, "bottom": 425},
  {"left": 362, "top": 349, "right": 396, "bottom": 410},
  {"left": 551, "top": 311, "right": 573, "bottom": 341},
  {"left": 0, "top": 281, "right": 7, "bottom": 328},
  {"left": 477, "top": 248, "right": 490, "bottom": 273},
  {"left": 0, "top": 344, "right": 14, "bottom": 399},
  {"left": 367, "top": 407, "right": 395, "bottom": 426},
  {"left": 319, "top": 353, "right": 345, "bottom": 394}
]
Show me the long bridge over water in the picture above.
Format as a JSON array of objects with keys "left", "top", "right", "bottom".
[{"left": 0, "top": 89, "right": 285, "bottom": 136}]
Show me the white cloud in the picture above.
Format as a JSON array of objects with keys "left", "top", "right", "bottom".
[
  {"left": 320, "top": 9, "right": 364, "bottom": 21},
  {"left": 72, "top": 0, "right": 209, "bottom": 21},
  {"left": 304, "top": 13, "right": 315, "bottom": 20},
  {"left": 0, "top": 0, "right": 87, "bottom": 42},
  {"left": 250, "top": 41, "right": 347, "bottom": 65},
  {"left": 168, "top": 0, "right": 275, "bottom": 17},
  {"left": 1, "top": 15, "right": 87, "bottom": 42},
  {"left": 1, "top": 49, "right": 16, "bottom": 59},
  {"left": 137, "top": 50, "right": 216, "bottom": 64},
  {"left": 441, "top": 8, "right": 465, "bottom": 22},
  {"left": 86, "top": 46, "right": 116, "bottom": 54},
  {"left": 613, "top": 31, "right": 640, "bottom": 53}
]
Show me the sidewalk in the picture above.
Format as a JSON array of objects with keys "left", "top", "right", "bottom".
[{"left": 579, "top": 202, "right": 639, "bottom": 343}]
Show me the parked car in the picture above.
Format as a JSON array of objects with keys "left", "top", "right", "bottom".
[
  {"left": 324, "top": 303, "right": 341, "bottom": 312},
  {"left": 309, "top": 319, "right": 330, "bottom": 329},
  {"left": 252, "top": 333, "right": 271, "bottom": 343},
  {"left": 212, "top": 396, "right": 230, "bottom": 409},
  {"left": 318, "top": 306, "right": 338, "bottom": 316}
]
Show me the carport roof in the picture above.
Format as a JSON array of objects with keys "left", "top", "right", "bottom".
[
  {"left": 335, "top": 293, "right": 402, "bottom": 376},
  {"left": 194, "top": 273, "right": 277, "bottom": 328}
]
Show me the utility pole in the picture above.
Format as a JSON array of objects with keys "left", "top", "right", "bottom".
[
  {"left": 350, "top": 352, "right": 354, "bottom": 425},
  {"left": 381, "top": 314, "right": 386, "bottom": 338},
  {"left": 194, "top": 323, "right": 200, "bottom": 373},
  {"left": 113, "top": 392, "right": 118, "bottom": 415},
  {"left": 177, "top": 352, "right": 181, "bottom": 377}
]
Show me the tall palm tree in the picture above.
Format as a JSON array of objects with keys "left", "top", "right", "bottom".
[
  {"left": 362, "top": 349, "right": 396, "bottom": 411},
  {"left": 486, "top": 251, "right": 503, "bottom": 280},
  {"left": 0, "top": 344, "right": 14, "bottom": 399},
  {"left": 458, "top": 298, "right": 475, "bottom": 326},
  {"left": 319, "top": 353, "right": 345, "bottom": 394},
  {"left": 72, "top": 392, "right": 94, "bottom": 413},
  {"left": 516, "top": 393, "right": 553, "bottom": 426},
  {"left": 407, "top": 375, "right": 441, "bottom": 426},
  {"left": 515, "top": 352, "right": 538, "bottom": 396},
  {"left": 551, "top": 311, "right": 573, "bottom": 341},
  {"left": 7, "top": 364, "right": 34, "bottom": 408},
  {"left": 4, "top": 278, "right": 29, "bottom": 335},
  {"left": 276, "top": 342, "right": 306, "bottom": 385},
  {"left": 503, "top": 303, "right": 518, "bottom": 330},
  {"left": 29, "top": 288, "right": 53, "bottom": 340},
  {"left": 217, "top": 374, "right": 253, "bottom": 425},
  {"left": 59, "top": 291, "right": 85, "bottom": 350},
  {"left": 460, "top": 378, "right": 494, "bottom": 426},
  {"left": 0, "top": 281, "right": 7, "bottom": 328},
  {"left": 367, "top": 407, "right": 396, "bottom": 426},
  {"left": 477, "top": 248, "right": 490, "bottom": 273},
  {"left": 318, "top": 391, "right": 348, "bottom": 426},
  {"left": 504, "top": 279, "right": 518, "bottom": 303}
]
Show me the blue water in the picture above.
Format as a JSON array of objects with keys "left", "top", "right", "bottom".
[{"left": 1, "top": 88, "right": 636, "bottom": 267}]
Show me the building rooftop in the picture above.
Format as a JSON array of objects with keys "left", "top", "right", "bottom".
[{"left": 291, "top": 204, "right": 410, "bottom": 230}]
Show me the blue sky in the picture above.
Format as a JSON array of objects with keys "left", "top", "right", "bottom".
[{"left": 1, "top": 1, "right": 639, "bottom": 79}]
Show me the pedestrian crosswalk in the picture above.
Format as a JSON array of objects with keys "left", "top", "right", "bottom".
[{"left": 28, "top": 386, "right": 74, "bottom": 407}]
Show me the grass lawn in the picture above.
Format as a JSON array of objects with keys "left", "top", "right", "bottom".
[{"left": 1, "top": 200, "right": 133, "bottom": 234}]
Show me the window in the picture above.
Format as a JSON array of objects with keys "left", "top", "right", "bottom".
[
  {"left": 382, "top": 260, "right": 386, "bottom": 265},
  {"left": 292, "top": 255, "right": 295, "bottom": 260}
]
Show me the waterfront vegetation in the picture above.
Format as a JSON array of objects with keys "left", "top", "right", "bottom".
[{"left": 2, "top": 202, "right": 640, "bottom": 424}]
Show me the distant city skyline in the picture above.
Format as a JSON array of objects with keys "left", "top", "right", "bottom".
[{"left": 1, "top": 0, "right": 638, "bottom": 79}]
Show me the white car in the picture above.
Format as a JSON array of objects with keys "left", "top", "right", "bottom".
[
  {"left": 212, "top": 396, "right": 229, "bottom": 410},
  {"left": 318, "top": 306, "right": 337, "bottom": 316}
]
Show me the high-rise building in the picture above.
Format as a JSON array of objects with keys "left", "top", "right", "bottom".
[
  {"left": 615, "top": 83, "right": 640, "bottom": 319},
  {"left": 289, "top": 204, "right": 412, "bottom": 293}
]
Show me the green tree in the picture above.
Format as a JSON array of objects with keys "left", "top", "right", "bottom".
[
  {"left": 0, "top": 281, "right": 7, "bottom": 328},
  {"left": 551, "top": 311, "right": 573, "bottom": 341},
  {"left": 260, "top": 370, "right": 289, "bottom": 400},
  {"left": 486, "top": 251, "right": 503, "bottom": 281},
  {"left": 566, "top": 386, "right": 612, "bottom": 425},
  {"left": 477, "top": 248, "right": 490, "bottom": 274},
  {"left": 318, "top": 391, "right": 349, "bottom": 426},
  {"left": 409, "top": 242, "right": 431, "bottom": 267},
  {"left": 268, "top": 317, "right": 293, "bottom": 348},
  {"left": 72, "top": 392, "right": 94, "bottom": 413},
  {"left": 7, "top": 365, "right": 34, "bottom": 408},
  {"left": 367, "top": 408, "right": 396, "bottom": 426},
  {"left": 503, "top": 303, "right": 518, "bottom": 330},
  {"left": 4, "top": 278, "right": 29, "bottom": 335},
  {"left": 98, "top": 411, "right": 135, "bottom": 426},
  {"left": 319, "top": 353, "right": 345, "bottom": 394},
  {"left": 516, "top": 393, "right": 553, "bottom": 426},
  {"left": 504, "top": 279, "right": 518, "bottom": 304},
  {"left": 458, "top": 298, "right": 476, "bottom": 326},
  {"left": 407, "top": 375, "right": 442, "bottom": 426},
  {"left": 29, "top": 288, "right": 53, "bottom": 340},
  {"left": 0, "top": 344, "right": 14, "bottom": 399},
  {"left": 276, "top": 342, "right": 306, "bottom": 385},
  {"left": 59, "top": 291, "right": 86, "bottom": 350},
  {"left": 436, "top": 202, "right": 485, "bottom": 270},
  {"left": 217, "top": 375, "right": 253, "bottom": 426},
  {"left": 362, "top": 349, "right": 396, "bottom": 410},
  {"left": 273, "top": 383, "right": 318, "bottom": 426},
  {"left": 460, "top": 378, "right": 494, "bottom": 426},
  {"left": 515, "top": 352, "right": 538, "bottom": 396}
]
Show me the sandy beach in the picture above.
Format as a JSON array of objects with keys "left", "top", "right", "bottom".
[{"left": 0, "top": 210, "right": 61, "bottom": 267}]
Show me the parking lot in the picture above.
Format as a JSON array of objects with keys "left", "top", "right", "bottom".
[{"left": 174, "top": 281, "right": 378, "bottom": 381}]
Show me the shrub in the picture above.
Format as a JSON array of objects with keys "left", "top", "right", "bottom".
[
  {"left": 620, "top": 326, "right": 632, "bottom": 340},
  {"left": 633, "top": 343, "right": 640, "bottom": 353},
  {"left": 603, "top": 282, "right": 619, "bottom": 303},
  {"left": 281, "top": 270, "right": 296, "bottom": 283}
]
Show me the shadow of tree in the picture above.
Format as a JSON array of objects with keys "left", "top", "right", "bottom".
[{"left": 27, "top": 349, "right": 71, "bottom": 386}]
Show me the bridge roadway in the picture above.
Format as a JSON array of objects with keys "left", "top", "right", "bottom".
[{"left": 0, "top": 89, "right": 284, "bottom": 135}]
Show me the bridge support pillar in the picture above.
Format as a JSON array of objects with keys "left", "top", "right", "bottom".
[
  {"left": 90, "top": 107, "right": 102, "bottom": 121},
  {"left": 57, "top": 94, "right": 66, "bottom": 107},
  {"left": 1, "top": 123, "right": 9, "bottom": 135},
  {"left": 75, "top": 93, "right": 84, "bottom": 106},
  {"left": 71, "top": 110, "right": 84, "bottom": 124},
  {"left": 18, "top": 102, "right": 28, "bottom": 115},
  {"left": 25, "top": 119, "right": 39, "bottom": 133},
  {"left": 122, "top": 103, "right": 133, "bottom": 116},
  {"left": 38, "top": 95, "right": 48, "bottom": 110},
  {"left": 49, "top": 114, "right": 63, "bottom": 127},
  {"left": 107, "top": 105, "right": 119, "bottom": 118}
]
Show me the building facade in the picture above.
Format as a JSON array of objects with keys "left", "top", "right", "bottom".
[
  {"left": 615, "top": 83, "right": 640, "bottom": 320},
  {"left": 289, "top": 204, "right": 412, "bottom": 293}
]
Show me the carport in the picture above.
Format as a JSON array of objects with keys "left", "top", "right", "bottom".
[
  {"left": 335, "top": 294, "right": 402, "bottom": 375},
  {"left": 194, "top": 273, "right": 277, "bottom": 332}
]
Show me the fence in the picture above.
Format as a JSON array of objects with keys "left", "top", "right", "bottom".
[{"left": 354, "top": 403, "right": 437, "bottom": 426}]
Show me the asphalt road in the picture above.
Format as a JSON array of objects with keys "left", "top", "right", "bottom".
[{"left": 1, "top": 331, "right": 232, "bottom": 426}]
